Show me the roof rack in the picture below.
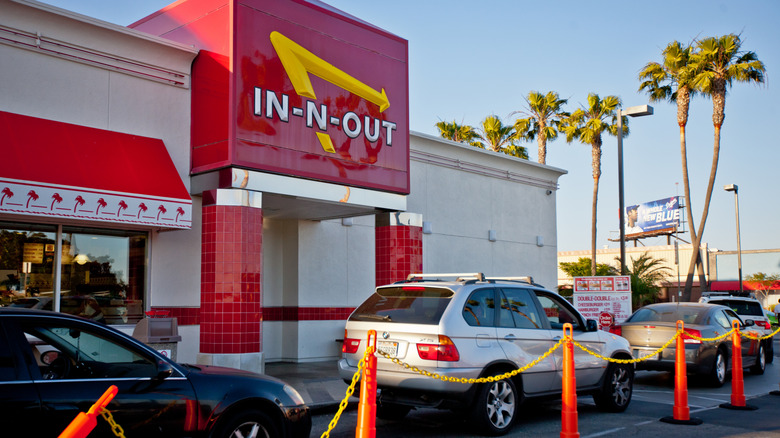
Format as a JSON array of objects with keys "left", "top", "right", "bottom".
[
  {"left": 485, "top": 276, "right": 535, "bottom": 285},
  {"left": 405, "top": 273, "right": 485, "bottom": 282}
]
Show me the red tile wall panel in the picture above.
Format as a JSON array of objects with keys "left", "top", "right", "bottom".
[
  {"left": 200, "top": 205, "right": 263, "bottom": 354},
  {"left": 375, "top": 225, "right": 423, "bottom": 286}
]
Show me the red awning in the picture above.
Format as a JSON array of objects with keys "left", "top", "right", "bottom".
[
  {"left": 0, "top": 111, "right": 191, "bottom": 228},
  {"left": 710, "top": 280, "right": 780, "bottom": 291}
]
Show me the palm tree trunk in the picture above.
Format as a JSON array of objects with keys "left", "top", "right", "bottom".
[
  {"left": 684, "top": 85, "right": 726, "bottom": 298},
  {"left": 538, "top": 120, "right": 547, "bottom": 165},
  {"left": 590, "top": 141, "right": 602, "bottom": 276}
]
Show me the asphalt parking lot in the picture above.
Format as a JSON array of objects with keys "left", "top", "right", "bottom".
[{"left": 305, "top": 340, "right": 780, "bottom": 437}]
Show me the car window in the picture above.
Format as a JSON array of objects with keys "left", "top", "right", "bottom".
[
  {"left": 723, "top": 309, "right": 744, "bottom": 326},
  {"left": 0, "top": 329, "right": 17, "bottom": 381},
  {"left": 710, "top": 300, "right": 763, "bottom": 317},
  {"left": 463, "top": 289, "right": 496, "bottom": 327},
  {"left": 628, "top": 306, "right": 706, "bottom": 324},
  {"left": 535, "top": 292, "right": 580, "bottom": 330},
  {"left": 349, "top": 286, "right": 453, "bottom": 324},
  {"left": 498, "top": 289, "right": 542, "bottom": 329},
  {"left": 713, "top": 310, "right": 732, "bottom": 329},
  {"left": 19, "top": 321, "right": 157, "bottom": 380}
]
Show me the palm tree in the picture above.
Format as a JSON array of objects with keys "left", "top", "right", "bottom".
[
  {"left": 476, "top": 115, "right": 528, "bottom": 158},
  {"left": 435, "top": 120, "right": 482, "bottom": 147},
  {"left": 682, "top": 34, "right": 766, "bottom": 298},
  {"left": 513, "top": 91, "right": 568, "bottom": 164},
  {"left": 561, "top": 93, "right": 624, "bottom": 276},
  {"left": 638, "top": 41, "right": 708, "bottom": 298},
  {"left": 617, "top": 252, "right": 672, "bottom": 308}
]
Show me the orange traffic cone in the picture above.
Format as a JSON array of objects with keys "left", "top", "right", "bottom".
[
  {"left": 356, "top": 330, "right": 378, "bottom": 438},
  {"left": 660, "top": 321, "right": 702, "bottom": 425},
  {"left": 560, "top": 323, "right": 579, "bottom": 438},
  {"left": 59, "top": 385, "right": 118, "bottom": 438},
  {"left": 720, "top": 320, "right": 758, "bottom": 410}
]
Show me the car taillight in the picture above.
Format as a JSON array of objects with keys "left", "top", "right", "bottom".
[
  {"left": 342, "top": 329, "right": 360, "bottom": 354},
  {"left": 758, "top": 320, "right": 771, "bottom": 329},
  {"left": 416, "top": 335, "right": 460, "bottom": 362},
  {"left": 682, "top": 328, "right": 702, "bottom": 344},
  {"left": 608, "top": 325, "right": 622, "bottom": 336}
]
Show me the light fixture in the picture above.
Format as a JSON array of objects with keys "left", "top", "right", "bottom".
[
  {"left": 74, "top": 254, "right": 89, "bottom": 265},
  {"left": 617, "top": 104, "right": 653, "bottom": 275},
  {"left": 724, "top": 184, "right": 743, "bottom": 295}
]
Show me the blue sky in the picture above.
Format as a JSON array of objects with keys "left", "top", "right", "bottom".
[{"left": 40, "top": 0, "right": 780, "bottom": 262}]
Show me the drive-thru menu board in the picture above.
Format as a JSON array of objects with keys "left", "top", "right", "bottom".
[{"left": 572, "top": 276, "right": 632, "bottom": 330}]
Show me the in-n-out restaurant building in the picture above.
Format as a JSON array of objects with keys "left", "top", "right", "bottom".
[{"left": 0, "top": 0, "right": 565, "bottom": 371}]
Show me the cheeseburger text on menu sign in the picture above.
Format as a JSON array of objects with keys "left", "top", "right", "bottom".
[{"left": 572, "top": 276, "right": 632, "bottom": 330}]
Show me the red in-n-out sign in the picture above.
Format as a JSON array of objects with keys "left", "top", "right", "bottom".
[{"left": 572, "top": 276, "right": 632, "bottom": 329}]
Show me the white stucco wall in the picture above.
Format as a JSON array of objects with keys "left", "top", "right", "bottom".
[
  {"left": 262, "top": 132, "right": 566, "bottom": 362},
  {"left": 0, "top": 0, "right": 201, "bottom": 357}
]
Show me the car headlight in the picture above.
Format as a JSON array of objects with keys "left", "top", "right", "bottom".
[{"left": 283, "top": 384, "right": 306, "bottom": 406}]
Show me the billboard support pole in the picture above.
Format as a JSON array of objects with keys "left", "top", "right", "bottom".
[{"left": 617, "top": 109, "right": 626, "bottom": 275}]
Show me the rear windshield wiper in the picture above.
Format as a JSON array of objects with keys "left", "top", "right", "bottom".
[{"left": 355, "top": 314, "right": 392, "bottom": 321}]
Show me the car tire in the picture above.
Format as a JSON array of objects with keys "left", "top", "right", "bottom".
[
  {"left": 470, "top": 377, "right": 518, "bottom": 436},
  {"left": 765, "top": 340, "right": 774, "bottom": 364},
  {"left": 376, "top": 402, "right": 412, "bottom": 421},
  {"left": 708, "top": 348, "right": 727, "bottom": 387},
  {"left": 593, "top": 362, "right": 633, "bottom": 412},
  {"left": 751, "top": 343, "right": 766, "bottom": 375},
  {"left": 212, "top": 409, "right": 278, "bottom": 438}
]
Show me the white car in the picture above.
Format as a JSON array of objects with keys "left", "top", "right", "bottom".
[
  {"left": 699, "top": 293, "right": 774, "bottom": 363},
  {"left": 339, "top": 273, "right": 634, "bottom": 436}
]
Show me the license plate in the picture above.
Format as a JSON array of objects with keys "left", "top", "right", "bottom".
[
  {"left": 635, "top": 349, "right": 659, "bottom": 361},
  {"left": 377, "top": 340, "right": 398, "bottom": 357}
]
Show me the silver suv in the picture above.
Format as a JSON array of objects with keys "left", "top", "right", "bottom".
[
  {"left": 699, "top": 292, "right": 774, "bottom": 363},
  {"left": 338, "top": 273, "right": 634, "bottom": 435}
]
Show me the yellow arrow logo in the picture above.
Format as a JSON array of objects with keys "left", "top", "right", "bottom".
[
  {"left": 270, "top": 31, "right": 390, "bottom": 153},
  {"left": 270, "top": 31, "right": 390, "bottom": 112}
]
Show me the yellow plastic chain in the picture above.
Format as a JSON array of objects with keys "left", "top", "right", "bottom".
[
  {"left": 320, "top": 346, "right": 371, "bottom": 438},
  {"left": 377, "top": 338, "right": 563, "bottom": 383},
  {"left": 373, "top": 326, "right": 754, "bottom": 386},
  {"left": 743, "top": 325, "right": 780, "bottom": 341},
  {"left": 99, "top": 409, "right": 126, "bottom": 438}
]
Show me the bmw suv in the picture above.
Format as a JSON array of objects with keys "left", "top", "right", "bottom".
[{"left": 338, "top": 273, "right": 634, "bottom": 435}]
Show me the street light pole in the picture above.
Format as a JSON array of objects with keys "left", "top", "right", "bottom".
[
  {"left": 724, "top": 184, "right": 743, "bottom": 295},
  {"left": 617, "top": 105, "right": 653, "bottom": 275}
]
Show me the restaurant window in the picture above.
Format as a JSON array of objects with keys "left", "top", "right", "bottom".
[{"left": 0, "top": 222, "right": 147, "bottom": 325}]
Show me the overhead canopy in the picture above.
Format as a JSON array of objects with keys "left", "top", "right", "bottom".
[
  {"left": 0, "top": 111, "right": 191, "bottom": 229},
  {"left": 710, "top": 280, "right": 780, "bottom": 292}
]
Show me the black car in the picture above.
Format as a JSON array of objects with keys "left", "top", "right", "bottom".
[{"left": 0, "top": 308, "right": 311, "bottom": 437}]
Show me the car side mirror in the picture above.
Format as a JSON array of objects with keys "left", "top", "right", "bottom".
[
  {"left": 155, "top": 360, "right": 174, "bottom": 380},
  {"left": 586, "top": 319, "right": 599, "bottom": 332},
  {"left": 744, "top": 319, "right": 755, "bottom": 328}
]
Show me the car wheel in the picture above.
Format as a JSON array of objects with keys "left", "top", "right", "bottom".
[
  {"left": 470, "top": 378, "right": 518, "bottom": 436},
  {"left": 593, "top": 362, "right": 633, "bottom": 412},
  {"left": 708, "top": 348, "right": 727, "bottom": 387},
  {"left": 212, "top": 409, "right": 277, "bottom": 438},
  {"left": 751, "top": 343, "right": 766, "bottom": 375},
  {"left": 765, "top": 340, "right": 774, "bottom": 364},
  {"left": 376, "top": 402, "right": 412, "bottom": 420}
]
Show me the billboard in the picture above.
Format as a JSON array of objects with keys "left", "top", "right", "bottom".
[{"left": 625, "top": 196, "right": 680, "bottom": 237}]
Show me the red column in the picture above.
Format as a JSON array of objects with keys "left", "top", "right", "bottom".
[
  {"left": 200, "top": 200, "right": 263, "bottom": 355},
  {"left": 375, "top": 213, "right": 423, "bottom": 286}
]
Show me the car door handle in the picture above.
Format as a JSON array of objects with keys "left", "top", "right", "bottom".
[
  {"left": 504, "top": 334, "right": 517, "bottom": 341},
  {"left": 553, "top": 336, "right": 561, "bottom": 341}
]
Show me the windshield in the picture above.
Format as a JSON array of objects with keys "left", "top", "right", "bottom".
[
  {"left": 627, "top": 306, "right": 708, "bottom": 325},
  {"left": 349, "top": 286, "right": 453, "bottom": 324},
  {"left": 708, "top": 300, "right": 763, "bottom": 317}
]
